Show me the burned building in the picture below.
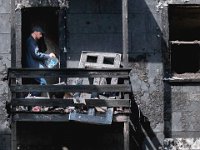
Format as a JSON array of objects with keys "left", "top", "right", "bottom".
[{"left": 1, "top": 0, "right": 200, "bottom": 150}]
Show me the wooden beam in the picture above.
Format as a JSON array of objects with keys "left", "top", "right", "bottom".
[
  {"left": 8, "top": 68, "right": 131, "bottom": 78},
  {"left": 122, "top": 0, "right": 129, "bottom": 67},
  {"left": 11, "top": 121, "right": 17, "bottom": 150},
  {"left": 12, "top": 114, "right": 70, "bottom": 122},
  {"left": 15, "top": 8, "right": 22, "bottom": 68},
  {"left": 59, "top": 7, "right": 68, "bottom": 68},
  {"left": 11, "top": 0, "right": 16, "bottom": 68},
  {"left": 12, "top": 98, "right": 131, "bottom": 107},
  {"left": 124, "top": 120, "right": 130, "bottom": 150},
  {"left": 12, "top": 113, "right": 130, "bottom": 122},
  {"left": 10, "top": 84, "right": 132, "bottom": 93}
]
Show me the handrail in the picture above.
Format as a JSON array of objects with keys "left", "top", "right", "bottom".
[
  {"left": 7, "top": 68, "right": 132, "bottom": 123},
  {"left": 8, "top": 68, "right": 131, "bottom": 78}
]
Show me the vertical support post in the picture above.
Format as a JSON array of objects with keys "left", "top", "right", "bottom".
[
  {"left": 59, "top": 7, "right": 68, "bottom": 68},
  {"left": 122, "top": 0, "right": 129, "bottom": 67},
  {"left": 15, "top": 9, "right": 22, "bottom": 68},
  {"left": 161, "top": 5, "right": 172, "bottom": 138},
  {"left": 124, "top": 120, "right": 130, "bottom": 150},
  {"left": 11, "top": 122, "right": 17, "bottom": 150},
  {"left": 11, "top": 74, "right": 17, "bottom": 150},
  {"left": 11, "top": 0, "right": 16, "bottom": 68}
]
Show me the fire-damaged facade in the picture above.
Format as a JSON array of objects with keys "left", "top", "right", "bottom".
[{"left": 1, "top": 0, "right": 200, "bottom": 150}]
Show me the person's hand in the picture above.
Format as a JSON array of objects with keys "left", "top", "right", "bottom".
[{"left": 49, "top": 53, "right": 56, "bottom": 58}]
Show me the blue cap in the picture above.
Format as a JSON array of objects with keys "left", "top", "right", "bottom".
[{"left": 32, "top": 26, "right": 45, "bottom": 34}]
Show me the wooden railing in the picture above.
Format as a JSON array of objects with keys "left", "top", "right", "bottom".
[{"left": 8, "top": 68, "right": 132, "bottom": 123}]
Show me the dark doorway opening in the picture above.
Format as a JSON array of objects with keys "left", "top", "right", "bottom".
[
  {"left": 21, "top": 7, "right": 59, "bottom": 68},
  {"left": 169, "top": 5, "right": 200, "bottom": 74}
]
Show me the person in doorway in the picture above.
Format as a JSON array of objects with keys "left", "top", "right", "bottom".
[{"left": 24, "top": 26, "right": 56, "bottom": 97}]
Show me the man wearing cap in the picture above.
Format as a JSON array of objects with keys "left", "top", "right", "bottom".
[{"left": 25, "top": 26, "right": 56, "bottom": 96}]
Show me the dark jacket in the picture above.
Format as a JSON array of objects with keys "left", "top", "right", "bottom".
[{"left": 25, "top": 36, "right": 50, "bottom": 68}]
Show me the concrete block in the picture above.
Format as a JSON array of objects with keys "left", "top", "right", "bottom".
[
  {"left": 0, "top": 81, "right": 9, "bottom": 95},
  {"left": 182, "top": 86, "right": 200, "bottom": 92},
  {"left": 171, "top": 92, "right": 188, "bottom": 112},
  {"left": 179, "top": 111, "right": 200, "bottom": 131},
  {"left": 68, "top": 14, "right": 122, "bottom": 34},
  {"left": 0, "top": 53, "right": 11, "bottom": 68},
  {"left": 186, "top": 101, "right": 200, "bottom": 114},
  {"left": 0, "top": 53, "right": 11, "bottom": 81},
  {"left": 172, "top": 112, "right": 183, "bottom": 132},
  {"left": 0, "top": 0, "right": 10, "bottom": 13},
  {"left": 188, "top": 92, "right": 200, "bottom": 101},
  {"left": 14, "top": 10, "right": 21, "bottom": 26},
  {"left": 0, "top": 13, "right": 11, "bottom": 33},
  {"left": 0, "top": 34, "right": 11, "bottom": 53}
]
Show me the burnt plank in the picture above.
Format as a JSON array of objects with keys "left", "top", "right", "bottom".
[
  {"left": 10, "top": 84, "right": 132, "bottom": 93},
  {"left": 12, "top": 114, "right": 70, "bottom": 122},
  {"left": 8, "top": 68, "right": 131, "bottom": 78},
  {"left": 12, "top": 113, "right": 129, "bottom": 122},
  {"left": 85, "top": 99, "right": 131, "bottom": 107},
  {"left": 12, "top": 98, "right": 131, "bottom": 107},
  {"left": 12, "top": 98, "right": 74, "bottom": 107}
]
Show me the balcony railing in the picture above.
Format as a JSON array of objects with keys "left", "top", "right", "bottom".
[{"left": 8, "top": 68, "right": 132, "bottom": 124}]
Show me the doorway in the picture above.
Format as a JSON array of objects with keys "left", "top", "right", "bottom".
[{"left": 21, "top": 7, "right": 60, "bottom": 68}]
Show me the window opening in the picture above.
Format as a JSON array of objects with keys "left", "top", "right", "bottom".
[{"left": 169, "top": 5, "right": 200, "bottom": 75}]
